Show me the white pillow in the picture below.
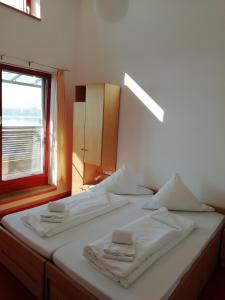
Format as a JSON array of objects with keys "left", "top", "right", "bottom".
[
  {"left": 91, "top": 165, "right": 153, "bottom": 195},
  {"left": 142, "top": 174, "right": 214, "bottom": 212}
]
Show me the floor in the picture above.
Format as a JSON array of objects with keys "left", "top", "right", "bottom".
[{"left": 0, "top": 263, "right": 225, "bottom": 300}]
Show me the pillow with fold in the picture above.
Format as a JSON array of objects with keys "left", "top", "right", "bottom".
[
  {"left": 142, "top": 173, "right": 214, "bottom": 212},
  {"left": 91, "top": 165, "right": 153, "bottom": 195}
]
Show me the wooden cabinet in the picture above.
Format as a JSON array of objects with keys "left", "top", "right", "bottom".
[
  {"left": 221, "top": 229, "right": 225, "bottom": 266},
  {"left": 72, "top": 84, "right": 120, "bottom": 194}
]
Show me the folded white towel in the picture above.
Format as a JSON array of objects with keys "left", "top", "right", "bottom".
[
  {"left": 23, "top": 214, "right": 45, "bottom": 236},
  {"left": 40, "top": 216, "right": 65, "bottom": 223},
  {"left": 151, "top": 207, "right": 182, "bottom": 230},
  {"left": 48, "top": 202, "right": 66, "bottom": 213},
  {"left": 84, "top": 209, "right": 196, "bottom": 287},
  {"left": 112, "top": 229, "right": 134, "bottom": 245},
  {"left": 103, "top": 254, "right": 134, "bottom": 262},
  {"left": 40, "top": 211, "right": 68, "bottom": 223},
  {"left": 21, "top": 193, "right": 129, "bottom": 237},
  {"left": 104, "top": 243, "right": 136, "bottom": 258}
]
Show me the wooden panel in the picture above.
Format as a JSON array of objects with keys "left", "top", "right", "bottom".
[
  {"left": 83, "top": 163, "right": 102, "bottom": 185},
  {"left": 220, "top": 229, "right": 225, "bottom": 266},
  {"left": 46, "top": 262, "right": 98, "bottom": 300},
  {"left": 169, "top": 221, "right": 224, "bottom": 300},
  {"left": 84, "top": 84, "right": 104, "bottom": 166},
  {"left": 0, "top": 227, "right": 45, "bottom": 300},
  {"left": 0, "top": 190, "right": 70, "bottom": 220},
  {"left": 50, "top": 285, "right": 71, "bottom": 300},
  {"left": 101, "top": 84, "right": 120, "bottom": 172},
  {"left": 73, "top": 102, "right": 85, "bottom": 177},
  {"left": 72, "top": 165, "right": 83, "bottom": 195}
]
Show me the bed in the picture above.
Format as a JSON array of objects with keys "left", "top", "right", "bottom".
[
  {"left": 1, "top": 194, "right": 224, "bottom": 300},
  {"left": 0, "top": 194, "right": 152, "bottom": 299},
  {"left": 46, "top": 210, "right": 225, "bottom": 300}
]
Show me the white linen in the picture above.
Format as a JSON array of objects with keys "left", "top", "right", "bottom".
[
  {"left": 21, "top": 193, "right": 129, "bottom": 238},
  {"left": 151, "top": 207, "right": 182, "bottom": 230},
  {"left": 83, "top": 208, "right": 195, "bottom": 287},
  {"left": 143, "top": 174, "right": 214, "bottom": 211},
  {"left": 1, "top": 195, "right": 155, "bottom": 258},
  {"left": 52, "top": 210, "right": 224, "bottom": 300},
  {"left": 91, "top": 165, "right": 153, "bottom": 195}
]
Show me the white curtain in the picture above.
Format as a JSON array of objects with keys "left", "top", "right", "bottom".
[{"left": 48, "top": 73, "right": 57, "bottom": 186}]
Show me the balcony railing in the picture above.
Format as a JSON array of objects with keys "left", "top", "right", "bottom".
[{"left": 2, "top": 126, "right": 44, "bottom": 181}]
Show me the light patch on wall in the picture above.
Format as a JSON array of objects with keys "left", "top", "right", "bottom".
[{"left": 124, "top": 73, "right": 164, "bottom": 122}]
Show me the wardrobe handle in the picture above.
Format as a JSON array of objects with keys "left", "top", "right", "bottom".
[{"left": 81, "top": 148, "right": 88, "bottom": 151}]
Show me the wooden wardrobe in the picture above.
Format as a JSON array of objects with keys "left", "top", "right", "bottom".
[{"left": 72, "top": 84, "right": 120, "bottom": 194}]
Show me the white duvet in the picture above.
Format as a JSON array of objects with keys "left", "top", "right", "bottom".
[
  {"left": 21, "top": 193, "right": 129, "bottom": 238},
  {"left": 83, "top": 207, "right": 196, "bottom": 287}
]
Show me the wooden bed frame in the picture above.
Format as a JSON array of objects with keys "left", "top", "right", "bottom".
[
  {"left": 0, "top": 215, "right": 224, "bottom": 300},
  {"left": 0, "top": 227, "right": 47, "bottom": 300},
  {"left": 45, "top": 221, "right": 225, "bottom": 300}
]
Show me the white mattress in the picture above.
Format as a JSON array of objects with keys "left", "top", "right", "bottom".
[
  {"left": 52, "top": 210, "right": 224, "bottom": 300},
  {"left": 1, "top": 195, "right": 153, "bottom": 258}
]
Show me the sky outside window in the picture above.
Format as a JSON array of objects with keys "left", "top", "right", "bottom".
[
  {"left": 0, "top": 0, "right": 24, "bottom": 11},
  {"left": 2, "top": 71, "right": 43, "bottom": 127}
]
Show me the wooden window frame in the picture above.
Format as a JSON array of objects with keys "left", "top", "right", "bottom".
[
  {"left": 0, "top": 0, "right": 41, "bottom": 21},
  {"left": 0, "top": 64, "right": 51, "bottom": 195}
]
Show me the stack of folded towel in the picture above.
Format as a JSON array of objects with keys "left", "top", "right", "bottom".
[
  {"left": 83, "top": 208, "right": 196, "bottom": 287},
  {"left": 103, "top": 229, "right": 136, "bottom": 262},
  {"left": 21, "top": 193, "right": 130, "bottom": 237},
  {"left": 40, "top": 211, "right": 67, "bottom": 223},
  {"left": 38, "top": 201, "right": 69, "bottom": 223}
]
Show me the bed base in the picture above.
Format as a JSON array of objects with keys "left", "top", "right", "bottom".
[
  {"left": 169, "top": 223, "right": 223, "bottom": 300},
  {"left": 0, "top": 227, "right": 46, "bottom": 300},
  {"left": 46, "top": 223, "right": 224, "bottom": 300}
]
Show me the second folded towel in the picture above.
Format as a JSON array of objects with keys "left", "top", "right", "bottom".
[
  {"left": 112, "top": 229, "right": 134, "bottom": 245},
  {"left": 48, "top": 202, "right": 66, "bottom": 213},
  {"left": 103, "top": 229, "right": 136, "bottom": 262}
]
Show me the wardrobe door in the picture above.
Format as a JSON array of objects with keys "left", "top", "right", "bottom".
[
  {"left": 73, "top": 102, "right": 85, "bottom": 177},
  {"left": 84, "top": 84, "right": 104, "bottom": 166},
  {"left": 101, "top": 84, "right": 120, "bottom": 172}
]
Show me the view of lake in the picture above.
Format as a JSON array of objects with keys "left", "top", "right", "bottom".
[{"left": 2, "top": 115, "right": 41, "bottom": 127}]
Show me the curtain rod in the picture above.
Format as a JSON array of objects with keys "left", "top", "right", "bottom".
[{"left": 0, "top": 54, "right": 70, "bottom": 72}]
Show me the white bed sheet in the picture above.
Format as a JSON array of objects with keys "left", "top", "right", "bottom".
[
  {"left": 1, "top": 195, "right": 153, "bottom": 258},
  {"left": 52, "top": 211, "right": 224, "bottom": 300}
]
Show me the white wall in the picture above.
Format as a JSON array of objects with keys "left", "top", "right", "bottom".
[
  {"left": 1, "top": 0, "right": 225, "bottom": 207},
  {"left": 75, "top": 0, "right": 225, "bottom": 207},
  {"left": 0, "top": 0, "right": 80, "bottom": 190}
]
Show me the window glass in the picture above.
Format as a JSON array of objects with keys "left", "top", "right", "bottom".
[
  {"left": 0, "top": 0, "right": 24, "bottom": 12},
  {"left": 0, "top": 0, "right": 41, "bottom": 19},
  {"left": 2, "top": 70, "right": 45, "bottom": 180}
]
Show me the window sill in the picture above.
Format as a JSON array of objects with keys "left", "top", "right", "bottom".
[
  {"left": 0, "top": 185, "right": 71, "bottom": 219},
  {"left": 0, "top": 3, "right": 41, "bottom": 21}
]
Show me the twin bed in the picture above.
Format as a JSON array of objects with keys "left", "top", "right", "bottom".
[{"left": 0, "top": 193, "right": 224, "bottom": 300}]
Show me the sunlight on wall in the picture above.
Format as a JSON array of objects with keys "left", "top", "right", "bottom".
[{"left": 124, "top": 73, "right": 164, "bottom": 122}]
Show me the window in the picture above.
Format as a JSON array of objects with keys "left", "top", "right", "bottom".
[
  {"left": 0, "top": 0, "right": 41, "bottom": 19},
  {"left": 0, "top": 64, "right": 51, "bottom": 194}
]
